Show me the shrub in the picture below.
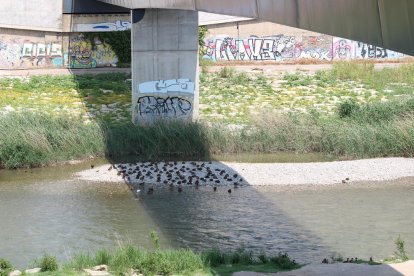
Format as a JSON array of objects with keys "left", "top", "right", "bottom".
[
  {"left": 337, "top": 99, "right": 360, "bottom": 118},
  {"left": 270, "top": 253, "right": 299, "bottom": 270},
  {"left": 394, "top": 235, "right": 410, "bottom": 262},
  {"left": 39, "top": 254, "right": 59, "bottom": 272}
]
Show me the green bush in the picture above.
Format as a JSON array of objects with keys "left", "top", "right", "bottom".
[
  {"left": 338, "top": 99, "right": 360, "bottom": 118},
  {"left": 0, "top": 259, "right": 12, "bottom": 271},
  {"left": 270, "top": 253, "right": 299, "bottom": 270},
  {"left": 39, "top": 254, "right": 59, "bottom": 272},
  {"left": 394, "top": 235, "right": 410, "bottom": 262}
]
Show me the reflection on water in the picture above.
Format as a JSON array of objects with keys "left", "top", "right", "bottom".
[{"left": 0, "top": 161, "right": 413, "bottom": 269}]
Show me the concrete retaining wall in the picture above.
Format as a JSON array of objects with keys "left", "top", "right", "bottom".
[
  {"left": 0, "top": 28, "right": 120, "bottom": 69},
  {"left": 203, "top": 20, "right": 407, "bottom": 62},
  {"left": 0, "top": 0, "right": 63, "bottom": 32}
]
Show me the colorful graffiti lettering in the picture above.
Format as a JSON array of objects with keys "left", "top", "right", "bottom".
[
  {"left": 0, "top": 39, "right": 63, "bottom": 68},
  {"left": 203, "top": 35, "right": 405, "bottom": 62}
]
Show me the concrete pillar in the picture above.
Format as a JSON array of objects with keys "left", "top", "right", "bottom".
[{"left": 131, "top": 9, "right": 199, "bottom": 124}]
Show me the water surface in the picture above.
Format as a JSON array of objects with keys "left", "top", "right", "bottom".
[{"left": 0, "top": 160, "right": 413, "bottom": 268}]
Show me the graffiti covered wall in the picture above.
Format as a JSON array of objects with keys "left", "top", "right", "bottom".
[
  {"left": 0, "top": 37, "right": 65, "bottom": 68},
  {"left": 202, "top": 35, "right": 405, "bottom": 62},
  {"left": 69, "top": 34, "right": 118, "bottom": 69},
  {"left": 0, "top": 33, "right": 120, "bottom": 69}
]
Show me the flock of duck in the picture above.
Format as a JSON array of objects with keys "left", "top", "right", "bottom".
[{"left": 109, "top": 161, "right": 246, "bottom": 194}]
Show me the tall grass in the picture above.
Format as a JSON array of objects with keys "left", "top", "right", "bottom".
[
  {"left": 66, "top": 245, "right": 206, "bottom": 275},
  {"left": 316, "top": 62, "right": 414, "bottom": 91},
  {"left": 0, "top": 112, "right": 105, "bottom": 168},
  {"left": 1, "top": 97, "right": 414, "bottom": 168}
]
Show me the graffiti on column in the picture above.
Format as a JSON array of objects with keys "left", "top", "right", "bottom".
[
  {"left": 136, "top": 96, "right": 193, "bottom": 119},
  {"left": 134, "top": 79, "right": 195, "bottom": 122},
  {"left": 203, "top": 35, "right": 405, "bottom": 62},
  {"left": 138, "top": 79, "right": 196, "bottom": 94}
]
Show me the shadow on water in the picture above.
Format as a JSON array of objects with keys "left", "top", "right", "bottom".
[
  {"left": 63, "top": 73, "right": 409, "bottom": 274},
  {"left": 111, "top": 160, "right": 333, "bottom": 264}
]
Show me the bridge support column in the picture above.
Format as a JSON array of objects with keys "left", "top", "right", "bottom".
[{"left": 131, "top": 9, "right": 199, "bottom": 124}]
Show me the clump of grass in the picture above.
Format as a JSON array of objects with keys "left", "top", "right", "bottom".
[
  {"left": 318, "top": 62, "right": 414, "bottom": 91},
  {"left": 0, "top": 259, "right": 12, "bottom": 276},
  {"left": 218, "top": 67, "right": 237, "bottom": 79},
  {"left": 337, "top": 98, "right": 414, "bottom": 124},
  {"left": 109, "top": 245, "right": 205, "bottom": 275},
  {"left": 283, "top": 73, "right": 313, "bottom": 87},
  {"left": 270, "top": 253, "right": 299, "bottom": 270},
  {"left": 38, "top": 254, "right": 59, "bottom": 272},
  {"left": 384, "top": 235, "right": 411, "bottom": 263}
]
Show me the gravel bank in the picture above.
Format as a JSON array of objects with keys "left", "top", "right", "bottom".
[{"left": 75, "top": 158, "right": 414, "bottom": 187}]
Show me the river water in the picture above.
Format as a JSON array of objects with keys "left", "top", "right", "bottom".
[{"left": 0, "top": 157, "right": 413, "bottom": 268}]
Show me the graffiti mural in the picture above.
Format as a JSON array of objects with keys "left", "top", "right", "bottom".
[
  {"left": 0, "top": 40, "right": 21, "bottom": 67},
  {"left": 203, "top": 35, "right": 406, "bottom": 62},
  {"left": 69, "top": 35, "right": 118, "bottom": 68},
  {"left": 333, "top": 38, "right": 353, "bottom": 59},
  {"left": 20, "top": 42, "right": 63, "bottom": 67},
  {"left": 74, "top": 21, "right": 132, "bottom": 32},
  {"left": 136, "top": 96, "right": 193, "bottom": 120},
  {"left": 299, "top": 35, "right": 332, "bottom": 60},
  {"left": 0, "top": 39, "right": 63, "bottom": 68},
  {"left": 203, "top": 35, "right": 298, "bottom": 62}
]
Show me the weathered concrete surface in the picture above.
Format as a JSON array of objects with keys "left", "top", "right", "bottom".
[
  {"left": 0, "top": 0, "right": 62, "bottom": 32},
  {"left": 233, "top": 261, "right": 414, "bottom": 276},
  {"left": 99, "top": 0, "right": 414, "bottom": 57},
  {"left": 131, "top": 9, "right": 199, "bottom": 123}
]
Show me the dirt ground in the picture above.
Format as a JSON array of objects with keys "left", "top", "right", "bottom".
[{"left": 0, "top": 62, "right": 408, "bottom": 78}]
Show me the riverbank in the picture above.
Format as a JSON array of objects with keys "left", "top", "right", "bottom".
[
  {"left": 1, "top": 62, "right": 414, "bottom": 169},
  {"left": 75, "top": 158, "right": 414, "bottom": 187}
]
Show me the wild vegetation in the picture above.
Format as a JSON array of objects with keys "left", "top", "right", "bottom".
[
  {"left": 0, "top": 62, "right": 414, "bottom": 168},
  {"left": 0, "top": 232, "right": 300, "bottom": 275}
]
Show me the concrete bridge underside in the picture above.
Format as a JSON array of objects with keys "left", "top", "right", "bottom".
[{"left": 96, "top": 0, "right": 414, "bottom": 123}]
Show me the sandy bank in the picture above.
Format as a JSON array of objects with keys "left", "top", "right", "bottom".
[
  {"left": 74, "top": 158, "right": 414, "bottom": 187},
  {"left": 234, "top": 260, "right": 414, "bottom": 276}
]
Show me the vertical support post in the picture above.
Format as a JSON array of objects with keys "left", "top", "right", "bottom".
[{"left": 131, "top": 9, "right": 199, "bottom": 124}]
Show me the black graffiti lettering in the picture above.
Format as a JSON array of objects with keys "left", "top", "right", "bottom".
[{"left": 137, "top": 96, "right": 192, "bottom": 119}]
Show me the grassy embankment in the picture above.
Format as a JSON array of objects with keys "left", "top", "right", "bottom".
[
  {"left": 0, "top": 245, "right": 300, "bottom": 275},
  {"left": 1, "top": 62, "right": 414, "bottom": 169}
]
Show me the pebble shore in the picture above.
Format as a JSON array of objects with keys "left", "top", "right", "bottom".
[{"left": 75, "top": 158, "right": 414, "bottom": 187}]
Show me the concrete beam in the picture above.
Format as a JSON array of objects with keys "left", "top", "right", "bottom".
[
  {"left": 131, "top": 9, "right": 199, "bottom": 124},
  {"left": 98, "top": 0, "right": 414, "bottom": 56}
]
